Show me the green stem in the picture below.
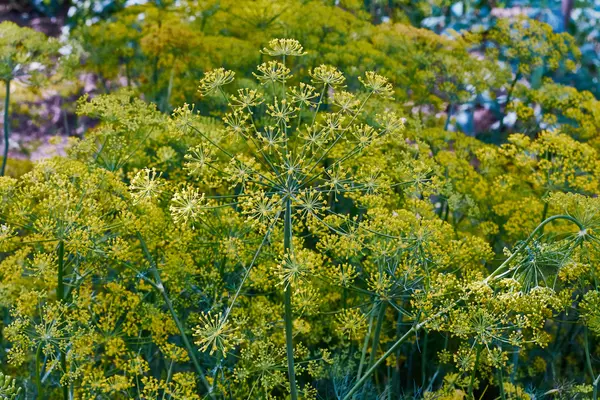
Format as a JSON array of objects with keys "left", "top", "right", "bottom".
[
  {"left": 57, "top": 241, "right": 65, "bottom": 301},
  {"left": 421, "top": 330, "right": 428, "bottom": 385},
  {"left": 368, "top": 303, "right": 387, "bottom": 369},
  {"left": 586, "top": 327, "right": 595, "bottom": 383},
  {"left": 2, "top": 79, "right": 10, "bottom": 176},
  {"left": 343, "top": 325, "right": 421, "bottom": 400},
  {"left": 468, "top": 345, "right": 482, "bottom": 398},
  {"left": 593, "top": 373, "right": 600, "bottom": 400},
  {"left": 57, "top": 240, "right": 68, "bottom": 400},
  {"left": 361, "top": 302, "right": 387, "bottom": 398},
  {"left": 35, "top": 342, "right": 43, "bottom": 399},
  {"left": 283, "top": 197, "right": 299, "bottom": 400},
  {"left": 357, "top": 304, "right": 376, "bottom": 380},
  {"left": 444, "top": 103, "right": 452, "bottom": 131},
  {"left": 484, "top": 215, "right": 584, "bottom": 283},
  {"left": 541, "top": 199, "right": 549, "bottom": 224},
  {"left": 137, "top": 233, "right": 215, "bottom": 399},
  {"left": 510, "top": 345, "right": 519, "bottom": 383},
  {"left": 498, "top": 367, "right": 505, "bottom": 400}
]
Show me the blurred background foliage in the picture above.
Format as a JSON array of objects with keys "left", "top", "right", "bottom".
[{"left": 3, "top": 0, "right": 599, "bottom": 146}]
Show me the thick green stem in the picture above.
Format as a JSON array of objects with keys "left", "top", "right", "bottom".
[
  {"left": 444, "top": 103, "right": 452, "bottom": 131},
  {"left": 2, "top": 80, "right": 10, "bottom": 176},
  {"left": 357, "top": 304, "right": 376, "bottom": 380},
  {"left": 586, "top": 327, "right": 596, "bottom": 383},
  {"left": 367, "top": 302, "right": 387, "bottom": 369},
  {"left": 361, "top": 302, "right": 387, "bottom": 398},
  {"left": 541, "top": 200, "right": 549, "bottom": 225},
  {"left": 484, "top": 215, "right": 584, "bottom": 283},
  {"left": 421, "top": 330, "right": 428, "bottom": 385},
  {"left": 283, "top": 197, "right": 299, "bottom": 400},
  {"left": 498, "top": 367, "right": 505, "bottom": 400},
  {"left": 35, "top": 342, "right": 44, "bottom": 399},
  {"left": 510, "top": 345, "right": 519, "bottom": 383},
  {"left": 468, "top": 345, "right": 482, "bottom": 398},
  {"left": 137, "top": 233, "right": 215, "bottom": 399}
]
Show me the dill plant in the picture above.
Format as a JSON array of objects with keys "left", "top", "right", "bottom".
[{"left": 171, "top": 38, "right": 405, "bottom": 399}]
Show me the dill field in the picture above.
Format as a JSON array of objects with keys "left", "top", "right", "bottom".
[{"left": 2, "top": 1, "right": 600, "bottom": 399}]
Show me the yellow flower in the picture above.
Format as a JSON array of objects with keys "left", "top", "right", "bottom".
[
  {"left": 193, "top": 312, "right": 239, "bottom": 356},
  {"left": 198, "top": 68, "right": 235, "bottom": 96},
  {"left": 169, "top": 187, "right": 206, "bottom": 226},
  {"left": 129, "top": 168, "right": 163, "bottom": 205},
  {"left": 261, "top": 38, "right": 306, "bottom": 57}
]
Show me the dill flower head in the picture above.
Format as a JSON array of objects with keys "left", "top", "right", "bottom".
[
  {"left": 359, "top": 71, "right": 394, "bottom": 99},
  {"left": 296, "top": 189, "right": 327, "bottom": 219},
  {"left": 335, "top": 308, "right": 366, "bottom": 341},
  {"left": 6, "top": 302, "right": 73, "bottom": 369},
  {"left": 331, "top": 90, "right": 360, "bottom": 114},
  {"left": 253, "top": 61, "right": 291, "bottom": 85},
  {"left": 169, "top": 187, "right": 207, "bottom": 226},
  {"left": 277, "top": 253, "right": 310, "bottom": 288},
  {"left": 289, "top": 83, "right": 318, "bottom": 107},
  {"left": 198, "top": 67, "right": 235, "bottom": 96},
  {"left": 366, "top": 271, "right": 393, "bottom": 300},
  {"left": 230, "top": 88, "right": 264, "bottom": 110},
  {"left": 580, "top": 290, "right": 600, "bottom": 335},
  {"left": 170, "top": 103, "right": 196, "bottom": 134},
  {"left": 184, "top": 145, "right": 213, "bottom": 176},
  {"left": 261, "top": 38, "right": 306, "bottom": 57},
  {"left": 310, "top": 64, "right": 346, "bottom": 88},
  {"left": 257, "top": 126, "right": 286, "bottom": 152},
  {"left": 193, "top": 312, "right": 239, "bottom": 356},
  {"left": 241, "top": 192, "right": 282, "bottom": 228},
  {"left": 266, "top": 98, "right": 298, "bottom": 127},
  {"left": 351, "top": 124, "right": 378, "bottom": 149},
  {"left": 129, "top": 168, "right": 164, "bottom": 205},
  {"left": 376, "top": 111, "right": 406, "bottom": 135},
  {"left": 223, "top": 110, "right": 250, "bottom": 137}
]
